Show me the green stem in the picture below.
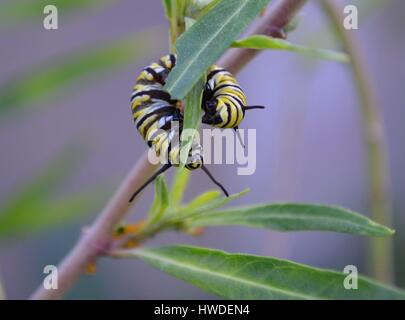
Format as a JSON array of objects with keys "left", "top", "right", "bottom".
[
  {"left": 320, "top": 0, "right": 394, "bottom": 283},
  {"left": 169, "top": 0, "right": 186, "bottom": 53}
]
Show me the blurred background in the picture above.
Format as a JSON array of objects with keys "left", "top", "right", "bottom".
[{"left": 0, "top": 0, "right": 404, "bottom": 299}]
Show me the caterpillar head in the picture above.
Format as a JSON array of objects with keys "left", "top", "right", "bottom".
[
  {"left": 204, "top": 99, "right": 219, "bottom": 115},
  {"left": 185, "top": 141, "right": 203, "bottom": 170},
  {"left": 202, "top": 98, "right": 222, "bottom": 125}
]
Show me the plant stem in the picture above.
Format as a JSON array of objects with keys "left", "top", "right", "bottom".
[
  {"left": 218, "top": 0, "right": 309, "bottom": 73},
  {"left": 320, "top": 0, "right": 394, "bottom": 283},
  {"left": 30, "top": 0, "right": 309, "bottom": 300},
  {"left": 169, "top": 0, "right": 186, "bottom": 53},
  {"left": 31, "top": 151, "right": 157, "bottom": 300}
]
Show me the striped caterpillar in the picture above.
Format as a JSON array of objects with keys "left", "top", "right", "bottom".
[
  {"left": 129, "top": 54, "right": 228, "bottom": 202},
  {"left": 202, "top": 65, "right": 265, "bottom": 147}
]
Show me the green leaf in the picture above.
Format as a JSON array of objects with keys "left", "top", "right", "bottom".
[
  {"left": 0, "top": 28, "right": 163, "bottom": 115},
  {"left": 188, "top": 203, "right": 394, "bottom": 237},
  {"left": 0, "top": 0, "right": 115, "bottom": 26},
  {"left": 181, "top": 190, "right": 221, "bottom": 212},
  {"left": 164, "top": 0, "right": 271, "bottom": 99},
  {"left": 232, "top": 35, "right": 350, "bottom": 63},
  {"left": 184, "top": 16, "right": 197, "bottom": 30},
  {"left": 122, "top": 245, "right": 405, "bottom": 300},
  {"left": 148, "top": 175, "right": 170, "bottom": 224},
  {"left": 181, "top": 188, "right": 249, "bottom": 217},
  {"left": 171, "top": 168, "right": 191, "bottom": 207},
  {"left": 179, "top": 17, "right": 204, "bottom": 167},
  {"left": 0, "top": 145, "right": 105, "bottom": 239},
  {"left": 0, "top": 191, "right": 104, "bottom": 240},
  {"left": 179, "top": 76, "right": 204, "bottom": 166},
  {"left": 162, "top": 0, "right": 174, "bottom": 19}
]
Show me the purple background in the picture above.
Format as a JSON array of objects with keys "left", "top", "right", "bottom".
[{"left": 0, "top": 0, "right": 404, "bottom": 299}]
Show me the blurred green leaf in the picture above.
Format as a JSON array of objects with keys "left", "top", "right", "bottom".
[
  {"left": 0, "top": 145, "right": 105, "bottom": 239},
  {"left": 170, "top": 168, "right": 191, "bottom": 207},
  {"left": 0, "top": 0, "right": 116, "bottom": 26},
  {"left": 122, "top": 245, "right": 405, "bottom": 299},
  {"left": 147, "top": 175, "right": 170, "bottom": 225},
  {"left": 162, "top": 0, "right": 174, "bottom": 19},
  {"left": 0, "top": 28, "right": 163, "bottom": 115},
  {"left": 164, "top": 0, "right": 271, "bottom": 99},
  {"left": 232, "top": 35, "right": 350, "bottom": 63},
  {"left": 181, "top": 188, "right": 249, "bottom": 217},
  {"left": 181, "top": 190, "right": 221, "bottom": 213},
  {"left": 0, "top": 191, "right": 104, "bottom": 240},
  {"left": 188, "top": 203, "right": 394, "bottom": 236}
]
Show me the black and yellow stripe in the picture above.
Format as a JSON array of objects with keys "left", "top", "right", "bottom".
[
  {"left": 202, "top": 65, "right": 264, "bottom": 146},
  {"left": 129, "top": 55, "right": 229, "bottom": 202}
]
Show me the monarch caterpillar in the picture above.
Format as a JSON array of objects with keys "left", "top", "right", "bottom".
[
  {"left": 129, "top": 54, "right": 229, "bottom": 202},
  {"left": 202, "top": 65, "right": 265, "bottom": 147}
]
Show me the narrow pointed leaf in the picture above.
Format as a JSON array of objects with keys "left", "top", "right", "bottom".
[
  {"left": 181, "top": 188, "right": 249, "bottom": 217},
  {"left": 0, "top": 145, "right": 105, "bottom": 239},
  {"left": 0, "top": 191, "right": 104, "bottom": 239},
  {"left": 179, "top": 18, "right": 204, "bottom": 167},
  {"left": 118, "top": 245, "right": 405, "bottom": 299},
  {"left": 162, "top": 0, "right": 174, "bottom": 19},
  {"left": 232, "top": 35, "right": 350, "bottom": 63},
  {"left": 182, "top": 190, "right": 221, "bottom": 213},
  {"left": 180, "top": 76, "right": 204, "bottom": 166},
  {"left": 188, "top": 203, "right": 394, "bottom": 236},
  {"left": 0, "top": 29, "right": 163, "bottom": 115},
  {"left": 164, "top": 0, "right": 271, "bottom": 99}
]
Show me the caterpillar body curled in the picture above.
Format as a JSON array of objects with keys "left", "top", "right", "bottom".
[
  {"left": 202, "top": 65, "right": 247, "bottom": 128},
  {"left": 202, "top": 65, "right": 265, "bottom": 146},
  {"left": 129, "top": 54, "right": 228, "bottom": 202},
  {"left": 131, "top": 54, "right": 202, "bottom": 171}
]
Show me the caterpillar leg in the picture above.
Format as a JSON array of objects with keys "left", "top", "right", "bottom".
[
  {"left": 129, "top": 164, "right": 172, "bottom": 202},
  {"left": 201, "top": 165, "right": 229, "bottom": 197},
  {"left": 244, "top": 105, "right": 265, "bottom": 110}
]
